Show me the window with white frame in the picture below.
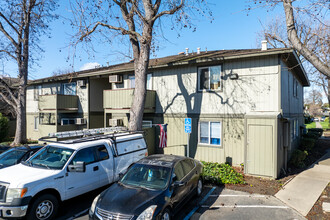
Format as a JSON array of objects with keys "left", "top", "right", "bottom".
[
  {"left": 62, "top": 82, "right": 77, "bottom": 95},
  {"left": 142, "top": 120, "right": 152, "bottom": 128},
  {"left": 293, "top": 78, "right": 298, "bottom": 98},
  {"left": 34, "top": 85, "right": 42, "bottom": 100},
  {"left": 198, "top": 65, "right": 222, "bottom": 91},
  {"left": 199, "top": 121, "right": 221, "bottom": 146},
  {"left": 129, "top": 75, "right": 135, "bottom": 88},
  {"left": 146, "top": 73, "right": 152, "bottom": 90},
  {"left": 61, "top": 118, "right": 75, "bottom": 125},
  {"left": 34, "top": 116, "right": 39, "bottom": 130}
]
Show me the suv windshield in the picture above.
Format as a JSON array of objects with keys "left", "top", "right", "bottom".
[
  {"left": 120, "top": 164, "right": 171, "bottom": 190},
  {"left": 25, "top": 146, "right": 74, "bottom": 170},
  {"left": 0, "top": 149, "right": 26, "bottom": 166}
]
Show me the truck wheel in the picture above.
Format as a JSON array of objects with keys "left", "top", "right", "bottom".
[{"left": 27, "top": 194, "right": 59, "bottom": 220}]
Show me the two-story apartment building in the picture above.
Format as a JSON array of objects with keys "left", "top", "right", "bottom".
[{"left": 26, "top": 47, "right": 309, "bottom": 178}]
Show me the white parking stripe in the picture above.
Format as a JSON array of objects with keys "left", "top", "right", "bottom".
[
  {"left": 201, "top": 205, "right": 289, "bottom": 209},
  {"left": 210, "top": 194, "right": 268, "bottom": 198}
]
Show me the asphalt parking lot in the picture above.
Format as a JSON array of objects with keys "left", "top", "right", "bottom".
[
  {"left": 190, "top": 186, "right": 305, "bottom": 220},
  {"left": 63, "top": 185, "right": 305, "bottom": 220}
]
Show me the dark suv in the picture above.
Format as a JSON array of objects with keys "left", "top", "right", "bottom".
[{"left": 0, "top": 145, "right": 43, "bottom": 169}]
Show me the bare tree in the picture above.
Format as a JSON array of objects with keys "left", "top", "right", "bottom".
[
  {"left": 252, "top": 0, "right": 329, "bottom": 76},
  {"left": 0, "top": 0, "right": 57, "bottom": 145},
  {"left": 70, "top": 0, "right": 211, "bottom": 131}
]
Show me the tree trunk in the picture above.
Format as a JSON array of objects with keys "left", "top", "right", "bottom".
[
  {"left": 283, "top": 0, "right": 330, "bottom": 77},
  {"left": 12, "top": 87, "right": 27, "bottom": 145},
  {"left": 128, "top": 44, "right": 150, "bottom": 131}
]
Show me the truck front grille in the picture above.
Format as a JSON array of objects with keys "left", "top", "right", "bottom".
[
  {"left": 96, "top": 207, "right": 133, "bottom": 220},
  {"left": 0, "top": 184, "right": 7, "bottom": 202}
]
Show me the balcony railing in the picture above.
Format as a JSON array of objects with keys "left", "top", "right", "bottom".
[
  {"left": 38, "top": 95, "right": 78, "bottom": 112},
  {"left": 103, "top": 89, "right": 156, "bottom": 113}
]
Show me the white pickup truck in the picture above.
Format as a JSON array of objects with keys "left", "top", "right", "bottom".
[{"left": 0, "top": 131, "right": 148, "bottom": 219}]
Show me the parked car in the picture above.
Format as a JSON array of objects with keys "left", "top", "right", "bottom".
[
  {"left": 0, "top": 145, "right": 42, "bottom": 169},
  {"left": 321, "top": 116, "right": 326, "bottom": 122},
  {"left": 314, "top": 117, "right": 319, "bottom": 122},
  {"left": 0, "top": 145, "right": 10, "bottom": 154},
  {"left": 0, "top": 129, "right": 147, "bottom": 220},
  {"left": 89, "top": 154, "right": 203, "bottom": 220}
]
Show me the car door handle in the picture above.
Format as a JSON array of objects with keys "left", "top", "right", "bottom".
[{"left": 93, "top": 166, "right": 99, "bottom": 171}]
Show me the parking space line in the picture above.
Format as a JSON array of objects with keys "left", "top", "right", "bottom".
[
  {"left": 67, "top": 208, "right": 90, "bottom": 219},
  {"left": 183, "top": 187, "right": 216, "bottom": 220},
  {"left": 201, "top": 205, "right": 289, "bottom": 209},
  {"left": 210, "top": 194, "right": 268, "bottom": 198}
]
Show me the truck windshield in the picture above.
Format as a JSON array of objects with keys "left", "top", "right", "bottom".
[
  {"left": 24, "top": 146, "right": 74, "bottom": 170},
  {"left": 120, "top": 164, "right": 171, "bottom": 190}
]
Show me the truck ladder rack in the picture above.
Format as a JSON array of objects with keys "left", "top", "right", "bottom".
[{"left": 39, "top": 127, "right": 144, "bottom": 144}]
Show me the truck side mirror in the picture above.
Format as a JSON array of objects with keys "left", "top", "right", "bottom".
[{"left": 68, "top": 161, "right": 86, "bottom": 172}]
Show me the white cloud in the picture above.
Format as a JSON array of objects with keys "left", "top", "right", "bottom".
[{"left": 79, "top": 62, "right": 101, "bottom": 71}]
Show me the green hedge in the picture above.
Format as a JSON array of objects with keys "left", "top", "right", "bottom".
[
  {"left": 201, "top": 161, "right": 245, "bottom": 185},
  {"left": 0, "top": 113, "right": 9, "bottom": 142},
  {"left": 308, "top": 128, "right": 323, "bottom": 137},
  {"left": 289, "top": 149, "right": 308, "bottom": 168},
  {"left": 300, "top": 138, "right": 315, "bottom": 151}
]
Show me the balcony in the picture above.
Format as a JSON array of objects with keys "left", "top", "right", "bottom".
[
  {"left": 103, "top": 89, "right": 156, "bottom": 113},
  {"left": 38, "top": 95, "right": 78, "bottom": 113}
]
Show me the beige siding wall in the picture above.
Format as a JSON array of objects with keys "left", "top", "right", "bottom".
[
  {"left": 160, "top": 115, "right": 244, "bottom": 165},
  {"left": 26, "top": 86, "right": 39, "bottom": 113},
  {"left": 280, "top": 60, "right": 304, "bottom": 115},
  {"left": 245, "top": 117, "right": 278, "bottom": 178},
  {"left": 153, "top": 55, "right": 280, "bottom": 115},
  {"left": 27, "top": 113, "right": 39, "bottom": 141}
]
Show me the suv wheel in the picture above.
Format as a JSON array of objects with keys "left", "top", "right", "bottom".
[{"left": 27, "top": 194, "right": 59, "bottom": 220}]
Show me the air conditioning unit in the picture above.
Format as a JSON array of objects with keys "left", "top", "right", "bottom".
[
  {"left": 109, "top": 119, "right": 123, "bottom": 127},
  {"left": 109, "top": 75, "right": 122, "bottom": 83},
  {"left": 75, "top": 118, "right": 87, "bottom": 125},
  {"left": 77, "top": 80, "right": 86, "bottom": 87}
]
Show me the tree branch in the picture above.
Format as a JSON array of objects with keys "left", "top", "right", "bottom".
[
  {"left": 0, "top": 49, "right": 16, "bottom": 60},
  {"left": 79, "top": 21, "right": 141, "bottom": 42},
  {"left": 0, "top": 12, "right": 20, "bottom": 35},
  {"left": 0, "top": 22, "right": 18, "bottom": 48},
  {"left": 283, "top": 0, "right": 330, "bottom": 77},
  {"left": 0, "top": 78, "right": 18, "bottom": 107},
  {"left": 152, "top": 0, "right": 184, "bottom": 22}
]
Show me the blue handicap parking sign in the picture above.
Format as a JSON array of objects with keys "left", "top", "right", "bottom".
[{"left": 184, "top": 118, "right": 192, "bottom": 133}]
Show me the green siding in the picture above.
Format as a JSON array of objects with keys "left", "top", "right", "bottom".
[
  {"left": 39, "top": 95, "right": 78, "bottom": 111},
  {"left": 103, "top": 89, "right": 156, "bottom": 112}
]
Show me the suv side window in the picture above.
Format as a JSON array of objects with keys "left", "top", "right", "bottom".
[
  {"left": 70, "top": 147, "right": 96, "bottom": 165},
  {"left": 174, "top": 162, "right": 185, "bottom": 181},
  {"left": 95, "top": 145, "right": 109, "bottom": 161}
]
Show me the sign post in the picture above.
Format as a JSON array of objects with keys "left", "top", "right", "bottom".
[{"left": 184, "top": 118, "right": 192, "bottom": 157}]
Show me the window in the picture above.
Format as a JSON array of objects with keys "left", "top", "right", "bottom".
[
  {"left": 39, "top": 113, "right": 56, "bottom": 125},
  {"left": 129, "top": 75, "right": 135, "bottom": 88},
  {"left": 95, "top": 145, "right": 109, "bottom": 161},
  {"left": 34, "top": 116, "right": 39, "bottom": 130},
  {"left": 142, "top": 120, "right": 152, "bottom": 128},
  {"left": 147, "top": 73, "right": 152, "bottom": 90},
  {"left": 198, "top": 65, "right": 222, "bottom": 91},
  {"left": 61, "top": 118, "right": 75, "bottom": 125},
  {"left": 174, "top": 162, "right": 185, "bottom": 181},
  {"left": 71, "top": 147, "right": 96, "bottom": 165},
  {"left": 62, "top": 82, "right": 76, "bottom": 95},
  {"left": 199, "top": 121, "right": 221, "bottom": 146},
  {"left": 293, "top": 78, "right": 298, "bottom": 98},
  {"left": 294, "top": 119, "right": 299, "bottom": 137},
  {"left": 181, "top": 159, "right": 195, "bottom": 175},
  {"left": 34, "top": 85, "right": 42, "bottom": 100}
]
